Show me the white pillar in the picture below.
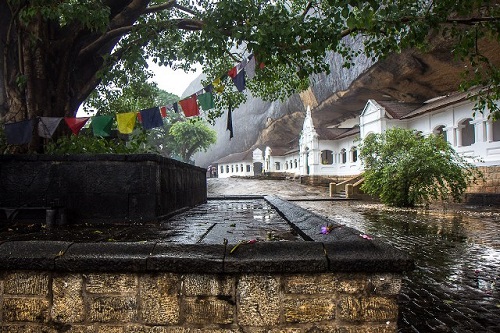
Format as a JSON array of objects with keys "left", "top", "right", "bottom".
[
  {"left": 456, "top": 125, "right": 464, "bottom": 147},
  {"left": 487, "top": 121, "right": 494, "bottom": 142}
]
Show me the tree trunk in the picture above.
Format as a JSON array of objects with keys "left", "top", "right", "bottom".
[{"left": 1, "top": 0, "right": 152, "bottom": 152}]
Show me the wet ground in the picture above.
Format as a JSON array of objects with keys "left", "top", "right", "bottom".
[
  {"left": 0, "top": 199, "right": 299, "bottom": 243},
  {"left": 208, "top": 178, "right": 500, "bottom": 333},
  {"left": 1, "top": 177, "right": 498, "bottom": 332}
]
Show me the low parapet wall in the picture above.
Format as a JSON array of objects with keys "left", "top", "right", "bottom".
[
  {"left": 0, "top": 154, "right": 207, "bottom": 224},
  {"left": 0, "top": 196, "right": 413, "bottom": 332}
]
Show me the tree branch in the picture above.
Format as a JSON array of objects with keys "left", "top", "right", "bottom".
[
  {"left": 445, "top": 16, "right": 500, "bottom": 25},
  {"left": 142, "top": 0, "right": 198, "bottom": 17},
  {"left": 78, "top": 25, "right": 135, "bottom": 58},
  {"left": 142, "top": 0, "right": 176, "bottom": 15}
]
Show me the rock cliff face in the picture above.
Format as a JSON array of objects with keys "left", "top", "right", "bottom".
[{"left": 191, "top": 36, "right": 500, "bottom": 168}]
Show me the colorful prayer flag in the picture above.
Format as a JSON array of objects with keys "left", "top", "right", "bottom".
[
  {"left": 65, "top": 117, "right": 89, "bottom": 135},
  {"left": 38, "top": 117, "right": 62, "bottom": 139},
  {"left": 160, "top": 106, "right": 168, "bottom": 118},
  {"left": 227, "top": 102, "right": 233, "bottom": 139},
  {"left": 228, "top": 66, "right": 238, "bottom": 78},
  {"left": 140, "top": 107, "right": 163, "bottom": 130},
  {"left": 232, "top": 68, "right": 246, "bottom": 92},
  {"left": 179, "top": 94, "right": 200, "bottom": 117},
  {"left": 5, "top": 119, "right": 34, "bottom": 145},
  {"left": 116, "top": 112, "right": 137, "bottom": 134},
  {"left": 213, "top": 77, "right": 225, "bottom": 93},
  {"left": 91, "top": 115, "right": 114, "bottom": 137},
  {"left": 246, "top": 55, "right": 256, "bottom": 79},
  {"left": 198, "top": 92, "right": 215, "bottom": 110}
]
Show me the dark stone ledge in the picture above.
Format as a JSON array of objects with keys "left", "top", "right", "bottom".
[
  {"left": 0, "top": 241, "right": 72, "bottom": 270},
  {"left": 54, "top": 242, "right": 156, "bottom": 272},
  {"left": 0, "top": 240, "right": 413, "bottom": 274},
  {"left": 0, "top": 195, "right": 413, "bottom": 274}
]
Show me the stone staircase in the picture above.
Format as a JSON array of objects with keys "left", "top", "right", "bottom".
[{"left": 329, "top": 175, "right": 364, "bottom": 198}]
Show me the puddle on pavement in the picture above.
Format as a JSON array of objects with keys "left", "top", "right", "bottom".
[{"left": 0, "top": 199, "right": 302, "bottom": 244}]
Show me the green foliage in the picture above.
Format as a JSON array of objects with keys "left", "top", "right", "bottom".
[
  {"left": 5, "top": 0, "right": 500, "bottom": 135},
  {"left": 83, "top": 63, "right": 179, "bottom": 116},
  {"left": 93, "top": 0, "right": 500, "bottom": 120},
  {"left": 359, "top": 128, "right": 483, "bottom": 207},
  {"left": 44, "top": 133, "right": 158, "bottom": 155},
  {"left": 164, "top": 117, "right": 217, "bottom": 163}
]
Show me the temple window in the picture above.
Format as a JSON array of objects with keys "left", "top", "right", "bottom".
[
  {"left": 351, "top": 147, "right": 358, "bottom": 163},
  {"left": 460, "top": 118, "right": 475, "bottom": 146},
  {"left": 321, "top": 150, "right": 334, "bottom": 165}
]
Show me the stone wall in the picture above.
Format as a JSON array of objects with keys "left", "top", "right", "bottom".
[
  {"left": 0, "top": 154, "right": 207, "bottom": 224},
  {"left": 0, "top": 270, "right": 401, "bottom": 333},
  {"left": 300, "top": 175, "right": 353, "bottom": 187},
  {"left": 464, "top": 166, "right": 500, "bottom": 205}
]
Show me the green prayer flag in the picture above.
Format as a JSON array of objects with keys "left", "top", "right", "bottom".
[
  {"left": 198, "top": 92, "right": 215, "bottom": 110},
  {"left": 91, "top": 115, "right": 114, "bottom": 137}
]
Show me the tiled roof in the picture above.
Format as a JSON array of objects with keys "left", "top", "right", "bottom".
[
  {"left": 375, "top": 100, "right": 422, "bottom": 119},
  {"left": 315, "top": 127, "right": 351, "bottom": 140},
  {"left": 334, "top": 126, "right": 360, "bottom": 140},
  {"left": 402, "top": 87, "right": 482, "bottom": 119},
  {"left": 213, "top": 150, "right": 254, "bottom": 164}
]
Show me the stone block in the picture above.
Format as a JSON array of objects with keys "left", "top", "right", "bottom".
[
  {"left": 337, "top": 295, "right": 362, "bottom": 321},
  {"left": 361, "top": 296, "right": 398, "bottom": 322},
  {"left": 4, "top": 271, "right": 49, "bottom": 296},
  {"left": 60, "top": 325, "right": 95, "bottom": 333},
  {"left": 237, "top": 275, "right": 280, "bottom": 326},
  {"left": 337, "top": 295, "right": 398, "bottom": 322},
  {"left": 95, "top": 326, "right": 124, "bottom": 333},
  {"left": 85, "top": 273, "right": 137, "bottom": 294},
  {"left": 283, "top": 296, "right": 335, "bottom": 323},
  {"left": 335, "top": 274, "right": 368, "bottom": 294},
  {"left": 183, "top": 297, "right": 234, "bottom": 324},
  {"left": 370, "top": 274, "right": 402, "bottom": 295},
  {"left": 140, "top": 273, "right": 180, "bottom": 325},
  {"left": 183, "top": 274, "right": 234, "bottom": 296},
  {"left": 51, "top": 274, "right": 85, "bottom": 323},
  {"left": 88, "top": 296, "right": 137, "bottom": 322},
  {"left": 2, "top": 297, "right": 50, "bottom": 322},
  {"left": 0, "top": 324, "right": 47, "bottom": 333},
  {"left": 284, "top": 274, "right": 338, "bottom": 294}
]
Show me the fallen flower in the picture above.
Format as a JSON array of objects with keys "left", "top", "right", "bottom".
[
  {"left": 360, "top": 234, "right": 373, "bottom": 240},
  {"left": 230, "top": 239, "right": 257, "bottom": 253},
  {"left": 321, "top": 225, "right": 334, "bottom": 234}
]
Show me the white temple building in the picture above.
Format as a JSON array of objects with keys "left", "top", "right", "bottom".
[{"left": 213, "top": 90, "right": 500, "bottom": 179}]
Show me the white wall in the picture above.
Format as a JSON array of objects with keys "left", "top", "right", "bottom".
[{"left": 407, "top": 100, "right": 500, "bottom": 166}]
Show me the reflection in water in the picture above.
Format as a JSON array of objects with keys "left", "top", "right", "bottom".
[{"left": 296, "top": 201, "right": 500, "bottom": 333}]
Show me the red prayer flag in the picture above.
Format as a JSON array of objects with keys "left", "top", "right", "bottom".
[
  {"left": 64, "top": 117, "right": 89, "bottom": 135},
  {"left": 137, "top": 112, "right": 142, "bottom": 123},
  {"left": 179, "top": 94, "right": 200, "bottom": 117},
  {"left": 160, "top": 106, "right": 167, "bottom": 118},
  {"left": 227, "top": 66, "right": 238, "bottom": 78}
]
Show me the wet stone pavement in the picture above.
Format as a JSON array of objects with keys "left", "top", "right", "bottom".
[
  {"left": 297, "top": 200, "right": 500, "bottom": 333},
  {"left": 0, "top": 199, "right": 301, "bottom": 244},
  {"left": 208, "top": 178, "right": 500, "bottom": 333},
  {"left": 1, "top": 177, "right": 499, "bottom": 332}
]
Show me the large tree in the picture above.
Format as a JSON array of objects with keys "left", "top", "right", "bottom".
[{"left": 2, "top": 0, "right": 500, "bottom": 152}]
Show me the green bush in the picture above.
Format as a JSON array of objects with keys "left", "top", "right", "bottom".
[
  {"left": 359, "top": 128, "right": 483, "bottom": 207},
  {"left": 44, "top": 132, "right": 158, "bottom": 155}
]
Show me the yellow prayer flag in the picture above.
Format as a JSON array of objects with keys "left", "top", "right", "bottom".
[
  {"left": 213, "top": 77, "right": 225, "bottom": 93},
  {"left": 116, "top": 112, "right": 137, "bottom": 134}
]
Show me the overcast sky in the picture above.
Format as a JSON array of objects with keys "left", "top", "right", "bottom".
[{"left": 148, "top": 62, "right": 202, "bottom": 97}]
